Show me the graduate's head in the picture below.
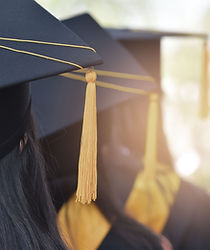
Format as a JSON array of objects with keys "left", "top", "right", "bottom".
[
  {"left": 0, "top": 0, "right": 101, "bottom": 249},
  {"left": 0, "top": 81, "right": 69, "bottom": 249}
]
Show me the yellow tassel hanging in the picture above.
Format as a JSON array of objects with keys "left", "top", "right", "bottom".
[
  {"left": 144, "top": 93, "right": 159, "bottom": 180},
  {"left": 76, "top": 68, "right": 97, "bottom": 204},
  {"left": 199, "top": 39, "right": 209, "bottom": 118},
  {"left": 125, "top": 93, "right": 181, "bottom": 233}
]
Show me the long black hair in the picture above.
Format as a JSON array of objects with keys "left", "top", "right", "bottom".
[{"left": 0, "top": 116, "right": 67, "bottom": 250}]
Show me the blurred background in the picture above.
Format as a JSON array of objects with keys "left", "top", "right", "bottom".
[{"left": 36, "top": 0, "right": 210, "bottom": 191}]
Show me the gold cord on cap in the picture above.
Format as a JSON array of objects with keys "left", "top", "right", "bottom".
[
  {"left": 62, "top": 72, "right": 151, "bottom": 95},
  {"left": 0, "top": 37, "right": 96, "bottom": 52},
  {"left": 0, "top": 45, "right": 84, "bottom": 69}
]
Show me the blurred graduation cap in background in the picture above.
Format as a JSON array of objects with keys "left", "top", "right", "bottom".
[
  {"left": 33, "top": 15, "right": 158, "bottom": 138},
  {"left": 32, "top": 13, "right": 160, "bottom": 206},
  {"left": 107, "top": 28, "right": 210, "bottom": 250},
  {"left": 108, "top": 28, "right": 209, "bottom": 118},
  {"left": 56, "top": 21, "right": 210, "bottom": 250},
  {"left": 0, "top": 0, "right": 102, "bottom": 205},
  {"left": 31, "top": 13, "right": 180, "bottom": 249},
  {"left": 34, "top": 14, "right": 178, "bottom": 250}
]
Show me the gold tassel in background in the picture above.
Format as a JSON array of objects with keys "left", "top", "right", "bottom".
[
  {"left": 76, "top": 68, "right": 97, "bottom": 204},
  {"left": 199, "top": 39, "right": 209, "bottom": 118},
  {"left": 144, "top": 93, "right": 159, "bottom": 180},
  {"left": 125, "top": 93, "right": 180, "bottom": 233}
]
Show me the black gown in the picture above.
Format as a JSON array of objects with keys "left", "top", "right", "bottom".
[
  {"left": 99, "top": 179, "right": 210, "bottom": 250},
  {"left": 163, "top": 180, "right": 210, "bottom": 250},
  {"left": 49, "top": 175, "right": 210, "bottom": 250}
]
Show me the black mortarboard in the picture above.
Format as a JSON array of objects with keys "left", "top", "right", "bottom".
[
  {"left": 32, "top": 14, "right": 159, "bottom": 205},
  {"left": 108, "top": 28, "right": 209, "bottom": 118},
  {"left": 106, "top": 28, "right": 209, "bottom": 171},
  {"left": 0, "top": 2, "right": 101, "bottom": 163},
  {"left": 32, "top": 14, "right": 158, "bottom": 138}
]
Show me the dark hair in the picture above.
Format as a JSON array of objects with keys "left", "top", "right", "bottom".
[{"left": 0, "top": 116, "right": 67, "bottom": 250}]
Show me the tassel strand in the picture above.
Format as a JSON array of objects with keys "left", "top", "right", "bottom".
[
  {"left": 76, "top": 69, "right": 97, "bottom": 204},
  {"left": 144, "top": 93, "right": 159, "bottom": 180}
]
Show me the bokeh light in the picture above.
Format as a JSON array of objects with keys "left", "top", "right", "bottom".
[{"left": 175, "top": 150, "right": 200, "bottom": 177}]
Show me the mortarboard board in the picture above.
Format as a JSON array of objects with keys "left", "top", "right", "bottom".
[
  {"left": 32, "top": 14, "right": 158, "bottom": 137},
  {"left": 108, "top": 28, "right": 209, "bottom": 118},
  {"left": 0, "top": 0, "right": 101, "bottom": 87},
  {"left": 0, "top": 2, "right": 101, "bottom": 181},
  {"left": 32, "top": 14, "right": 159, "bottom": 205}
]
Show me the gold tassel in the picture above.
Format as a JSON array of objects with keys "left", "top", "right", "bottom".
[
  {"left": 144, "top": 93, "right": 159, "bottom": 180},
  {"left": 76, "top": 68, "right": 97, "bottom": 204},
  {"left": 199, "top": 39, "right": 209, "bottom": 118}
]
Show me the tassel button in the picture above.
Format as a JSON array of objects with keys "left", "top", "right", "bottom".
[{"left": 85, "top": 70, "right": 97, "bottom": 83}]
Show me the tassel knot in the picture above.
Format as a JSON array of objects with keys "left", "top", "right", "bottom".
[{"left": 85, "top": 70, "right": 97, "bottom": 83}]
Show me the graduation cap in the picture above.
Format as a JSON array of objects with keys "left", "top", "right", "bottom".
[
  {"left": 32, "top": 14, "right": 159, "bottom": 204},
  {"left": 0, "top": 0, "right": 101, "bottom": 190},
  {"left": 108, "top": 28, "right": 209, "bottom": 118},
  {"left": 55, "top": 23, "right": 180, "bottom": 244}
]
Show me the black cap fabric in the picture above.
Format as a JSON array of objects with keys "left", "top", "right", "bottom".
[
  {"left": 32, "top": 13, "right": 158, "bottom": 138},
  {"left": 0, "top": 2, "right": 101, "bottom": 159},
  {"left": 107, "top": 28, "right": 208, "bottom": 40},
  {"left": 0, "top": 1, "right": 101, "bottom": 88}
]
